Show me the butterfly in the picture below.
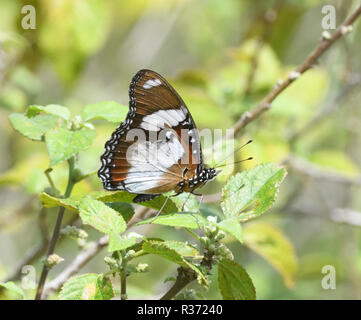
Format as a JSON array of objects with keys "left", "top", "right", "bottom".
[{"left": 98, "top": 69, "right": 219, "bottom": 204}]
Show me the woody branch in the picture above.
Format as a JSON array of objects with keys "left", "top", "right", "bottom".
[{"left": 226, "top": 3, "right": 361, "bottom": 140}]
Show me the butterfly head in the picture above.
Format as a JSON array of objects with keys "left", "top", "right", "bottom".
[{"left": 177, "top": 167, "right": 220, "bottom": 193}]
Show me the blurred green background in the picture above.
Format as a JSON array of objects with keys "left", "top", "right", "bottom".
[{"left": 1, "top": 0, "right": 361, "bottom": 299}]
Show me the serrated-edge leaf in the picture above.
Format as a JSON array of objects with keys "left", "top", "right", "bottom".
[
  {"left": 108, "top": 232, "right": 144, "bottom": 252},
  {"left": 221, "top": 163, "right": 287, "bottom": 221},
  {"left": 105, "top": 202, "right": 135, "bottom": 222},
  {"left": 137, "top": 213, "right": 206, "bottom": 229},
  {"left": 218, "top": 259, "right": 256, "bottom": 300},
  {"left": 59, "top": 273, "right": 114, "bottom": 300},
  {"left": 171, "top": 193, "right": 199, "bottom": 212},
  {"left": 45, "top": 127, "right": 96, "bottom": 166},
  {"left": 162, "top": 240, "right": 200, "bottom": 257},
  {"left": 39, "top": 192, "right": 79, "bottom": 212},
  {"left": 9, "top": 113, "right": 58, "bottom": 140},
  {"left": 143, "top": 240, "right": 207, "bottom": 286},
  {"left": 97, "top": 191, "right": 178, "bottom": 214},
  {"left": 27, "top": 104, "right": 71, "bottom": 121},
  {"left": 38, "top": 191, "right": 177, "bottom": 215},
  {"left": 79, "top": 198, "right": 126, "bottom": 235}
]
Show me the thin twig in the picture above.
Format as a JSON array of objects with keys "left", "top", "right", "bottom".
[
  {"left": 44, "top": 168, "right": 60, "bottom": 198},
  {"left": 35, "top": 157, "right": 76, "bottom": 300},
  {"left": 160, "top": 240, "right": 216, "bottom": 300},
  {"left": 226, "top": 4, "right": 361, "bottom": 140},
  {"left": 120, "top": 264, "right": 127, "bottom": 300},
  {"left": 42, "top": 206, "right": 150, "bottom": 299}
]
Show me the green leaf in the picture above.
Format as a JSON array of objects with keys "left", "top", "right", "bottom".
[
  {"left": 94, "top": 191, "right": 178, "bottom": 214},
  {"left": 217, "top": 217, "right": 242, "bottom": 243},
  {"left": 39, "top": 191, "right": 177, "bottom": 215},
  {"left": 143, "top": 240, "right": 207, "bottom": 286},
  {"left": 79, "top": 198, "right": 126, "bottom": 235},
  {"left": 39, "top": 192, "right": 79, "bottom": 212},
  {"left": 143, "top": 241, "right": 191, "bottom": 267},
  {"left": 162, "top": 240, "right": 200, "bottom": 257},
  {"left": 108, "top": 232, "right": 144, "bottom": 252},
  {"left": 59, "top": 274, "right": 114, "bottom": 300},
  {"left": 45, "top": 127, "right": 96, "bottom": 166},
  {"left": 171, "top": 193, "right": 199, "bottom": 212},
  {"left": 243, "top": 222, "right": 297, "bottom": 288},
  {"left": 82, "top": 101, "right": 128, "bottom": 123},
  {"left": 9, "top": 113, "right": 58, "bottom": 140},
  {"left": 27, "top": 104, "right": 71, "bottom": 121},
  {"left": 105, "top": 202, "right": 134, "bottom": 222},
  {"left": 218, "top": 259, "right": 256, "bottom": 300},
  {"left": 137, "top": 213, "right": 205, "bottom": 229},
  {"left": 0, "top": 281, "right": 25, "bottom": 299},
  {"left": 221, "top": 163, "right": 287, "bottom": 221}
]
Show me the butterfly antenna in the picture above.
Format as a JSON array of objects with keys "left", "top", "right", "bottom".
[
  {"left": 214, "top": 139, "right": 253, "bottom": 167},
  {"left": 214, "top": 157, "right": 253, "bottom": 168}
]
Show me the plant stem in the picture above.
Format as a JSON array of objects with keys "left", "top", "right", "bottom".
[
  {"left": 41, "top": 207, "right": 150, "bottom": 299},
  {"left": 160, "top": 267, "right": 196, "bottom": 300},
  {"left": 35, "top": 157, "right": 76, "bottom": 300},
  {"left": 118, "top": 251, "right": 127, "bottom": 300},
  {"left": 120, "top": 269, "right": 127, "bottom": 300},
  {"left": 44, "top": 168, "right": 60, "bottom": 197},
  {"left": 225, "top": 3, "right": 361, "bottom": 140}
]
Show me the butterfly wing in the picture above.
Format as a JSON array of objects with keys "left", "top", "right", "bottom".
[{"left": 98, "top": 69, "right": 203, "bottom": 194}]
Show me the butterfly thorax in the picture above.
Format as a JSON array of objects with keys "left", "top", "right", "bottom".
[{"left": 175, "top": 167, "right": 218, "bottom": 194}]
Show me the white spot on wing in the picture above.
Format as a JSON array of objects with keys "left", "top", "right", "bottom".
[
  {"left": 140, "top": 109, "right": 186, "bottom": 131},
  {"left": 143, "top": 78, "right": 162, "bottom": 89}
]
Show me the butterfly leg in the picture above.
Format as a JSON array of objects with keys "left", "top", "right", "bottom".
[
  {"left": 196, "top": 194, "right": 204, "bottom": 214},
  {"left": 190, "top": 191, "right": 204, "bottom": 230},
  {"left": 181, "top": 192, "right": 192, "bottom": 211},
  {"left": 149, "top": 195, "right": 170, "bottom": 223},
  {"left": 169, "top": 191, "right": 190, "bottom": 211},
  {"left": 191, "top": 191, "right": 204, "bottom": 212}
]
